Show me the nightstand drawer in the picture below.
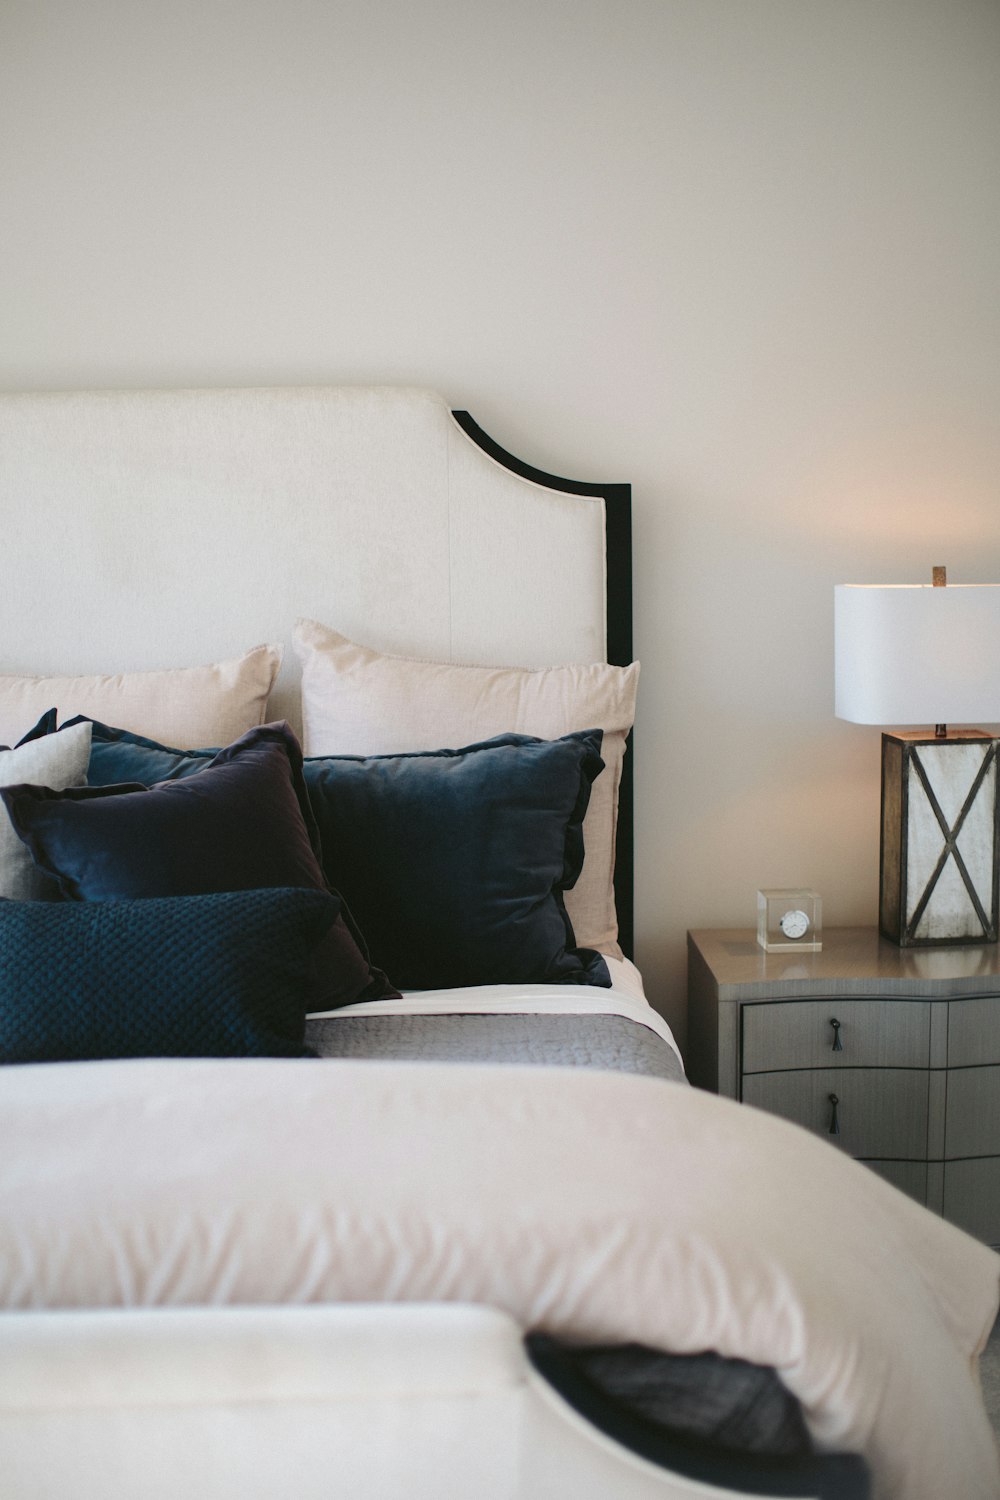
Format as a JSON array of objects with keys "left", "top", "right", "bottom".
[
  {"left": 947, "top": 997, "right": 1000, "bottom": 1067},
  {"left": 866, "top": 1160, "right": 929, "bottom": 1203},
  {"left": 741, "top": 999, "right": 931, "bottom": 1073},
  {"left": 944, "top": 1065, "right": 1000, "bottom": 1157},
  {"left": 943, "top": 1159, "right": 1000, "bottom": 1243},
  {"left": 741, "top": 1068, "right": 929, "bottom": 1158}
]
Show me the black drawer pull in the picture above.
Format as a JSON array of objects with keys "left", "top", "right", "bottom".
[
  {"left": 830, "top": 1018, "right": 843, "bottom": 1052},
  {"left": 828, "top": 1093, "right": 841, "bottom": 1136}
]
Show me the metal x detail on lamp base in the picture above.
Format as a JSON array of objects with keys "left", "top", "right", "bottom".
[{"left": 879, "top": 730, "right": 1000, "bottom": 947}]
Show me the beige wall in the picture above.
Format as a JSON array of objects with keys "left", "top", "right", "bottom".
[{"left": 2, "top": 0, "right": 998, "bottom": 1043}]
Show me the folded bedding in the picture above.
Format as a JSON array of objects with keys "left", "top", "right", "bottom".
[
  {"left": 305, "top": 962, "right": 685, "bottom": 1082},
  {"left": 526, "top": 1335, "right": 814, "bottom": 1458},
  {"left": 306, "top": 995, "right": 730, "bottom": 1462},
  {"left": 2, "top": 1056, "right": 996, "bottom": 1500},
  {"left": 306, "top": 1010, "right": 685, "bottom": 1084}
]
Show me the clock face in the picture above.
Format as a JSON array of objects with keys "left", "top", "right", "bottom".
[{"left": 779, "top": 908, "right": 810, "bottom": 940}]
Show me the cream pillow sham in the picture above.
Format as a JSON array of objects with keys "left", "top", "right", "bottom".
[
  {"left": 0, "top": 646, "right": 282, "bottom": 750},
  {"left": 293, "top": 619, "right": 638, "bottom": 957},
  {"left": 0, "top": 720, "right": 92, "bottom": 900}
]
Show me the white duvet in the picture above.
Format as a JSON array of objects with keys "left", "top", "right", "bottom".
[{"left": 1, "top": 980, "right": 998, "bottom": 1500}]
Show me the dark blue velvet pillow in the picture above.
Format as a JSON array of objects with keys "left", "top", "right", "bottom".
[
  {"left": 80, "top": 718, "right": 611, "bottom": 991},
  {"left": 2, "top": 722, "right": 397, "bottom": 1010},
  {"left": 303, "top": 732, "right": 611, "bottom": 989},
  {"left": 5, "top": 721, "right": 327, "bottom": 899},
  {"left": 0, "top": 887, "right": 337, "bottom": 1063},
  {"left": 75, "top": 716, "right": 220, "bottom": 788}
]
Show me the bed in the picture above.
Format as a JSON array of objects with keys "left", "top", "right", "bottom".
[{"left": 0, "top": 385, "right": 997, "bottom": 1500}]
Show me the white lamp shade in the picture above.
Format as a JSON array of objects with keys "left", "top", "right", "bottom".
[{"left": 835, "top": 584, "right": 1000, "bottom": 726}]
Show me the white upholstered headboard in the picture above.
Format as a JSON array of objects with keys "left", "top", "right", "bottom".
[
  {"left": 2, "top": 387, "right": 614, "bottom": 715},
  {"left": 1, "top": 384, "right": 633, "bottom": 949}
]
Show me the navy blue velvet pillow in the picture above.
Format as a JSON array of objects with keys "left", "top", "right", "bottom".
[
  {"left": 4, "top": 721, "right": 322, "bottom": 898},
  {"left": 77, "top": 718, "right": 220, "bottom": 785},
  {"left": 1, "top": 722, "right": 397, "bottom": 1010},
  {"left": 304, "top": 732, "right": 611, "bottom": 989},
  {"left": 0, "top": 887, "right": 336, "bottom": 1063},
  {"left": 80, "top": 719, "right": 611, "bottom": 991}
]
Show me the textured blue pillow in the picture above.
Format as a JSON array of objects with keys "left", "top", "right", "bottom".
[
  {"left": 2, "top": 721, "right": 398, "bottom": 1010},
  {"left": 80, "top": 718, "right": 611, "bottom": 990},
  {"left": 0, "top": 888, "right": 337, "bottom": 1063}
]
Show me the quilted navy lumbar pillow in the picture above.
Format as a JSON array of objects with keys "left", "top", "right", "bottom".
[{"left": 0, "top": 888, "right": 338, "bottom": 1064}]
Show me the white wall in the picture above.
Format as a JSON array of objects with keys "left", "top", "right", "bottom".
[{"left": 2, "top": 0, "right": 998, "bottom": 1043}]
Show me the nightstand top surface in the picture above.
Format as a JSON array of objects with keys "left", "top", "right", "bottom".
[{"left": 688, "top": 926, "right": 1000, "bottom": 998}]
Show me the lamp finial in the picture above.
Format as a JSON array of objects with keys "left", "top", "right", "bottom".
[{"left": 933, "top": 567, "right": 947, "bottom": 733}]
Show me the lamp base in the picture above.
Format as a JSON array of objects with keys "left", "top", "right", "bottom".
[{"left": 880, "top": 729, "right": 1000, "bottom": 947}]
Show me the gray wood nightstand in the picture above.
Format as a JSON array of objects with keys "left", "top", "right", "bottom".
[{"left": 686, "top": 926, "right": 1000, "bottom": 1245}]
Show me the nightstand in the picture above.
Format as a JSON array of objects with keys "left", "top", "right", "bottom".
[{"left": 687, "top": 927, "right": 1000, "bottom": 1245}]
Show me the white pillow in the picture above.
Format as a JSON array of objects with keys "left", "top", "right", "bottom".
[
  {"left": 0, "top": 646, "right": 282, "bottom": 750},
  {"left": 293, "top": 619, "right": 638, "bottom": 957},
  {"left": 0, "top": 721, "right": 92, "bottom": 899}
]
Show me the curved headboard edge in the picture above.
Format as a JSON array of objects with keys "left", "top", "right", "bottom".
[{"left": 452, "top": 409, "right": 634, "bottom": 960}]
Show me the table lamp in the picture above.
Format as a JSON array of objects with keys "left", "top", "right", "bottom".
[{"left": 835, "top": 568, "right": 1000, "bottom": 947}]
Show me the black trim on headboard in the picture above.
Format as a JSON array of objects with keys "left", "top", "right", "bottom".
[{"left": 451, "top": 410, "right": 634, "bottom": 961}]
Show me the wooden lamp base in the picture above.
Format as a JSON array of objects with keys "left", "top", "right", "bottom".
[{"left": 880, "top": 729, "right": 1000, "bottom": 947}]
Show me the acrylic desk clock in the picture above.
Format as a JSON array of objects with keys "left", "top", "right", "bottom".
[{"left": 757, "top": 888, "right": 822, "bottom": 952}]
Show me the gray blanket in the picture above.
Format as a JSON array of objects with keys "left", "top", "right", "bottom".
[{"left": 306, "top": 1010, "right": 686, "bottom": 1084}]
